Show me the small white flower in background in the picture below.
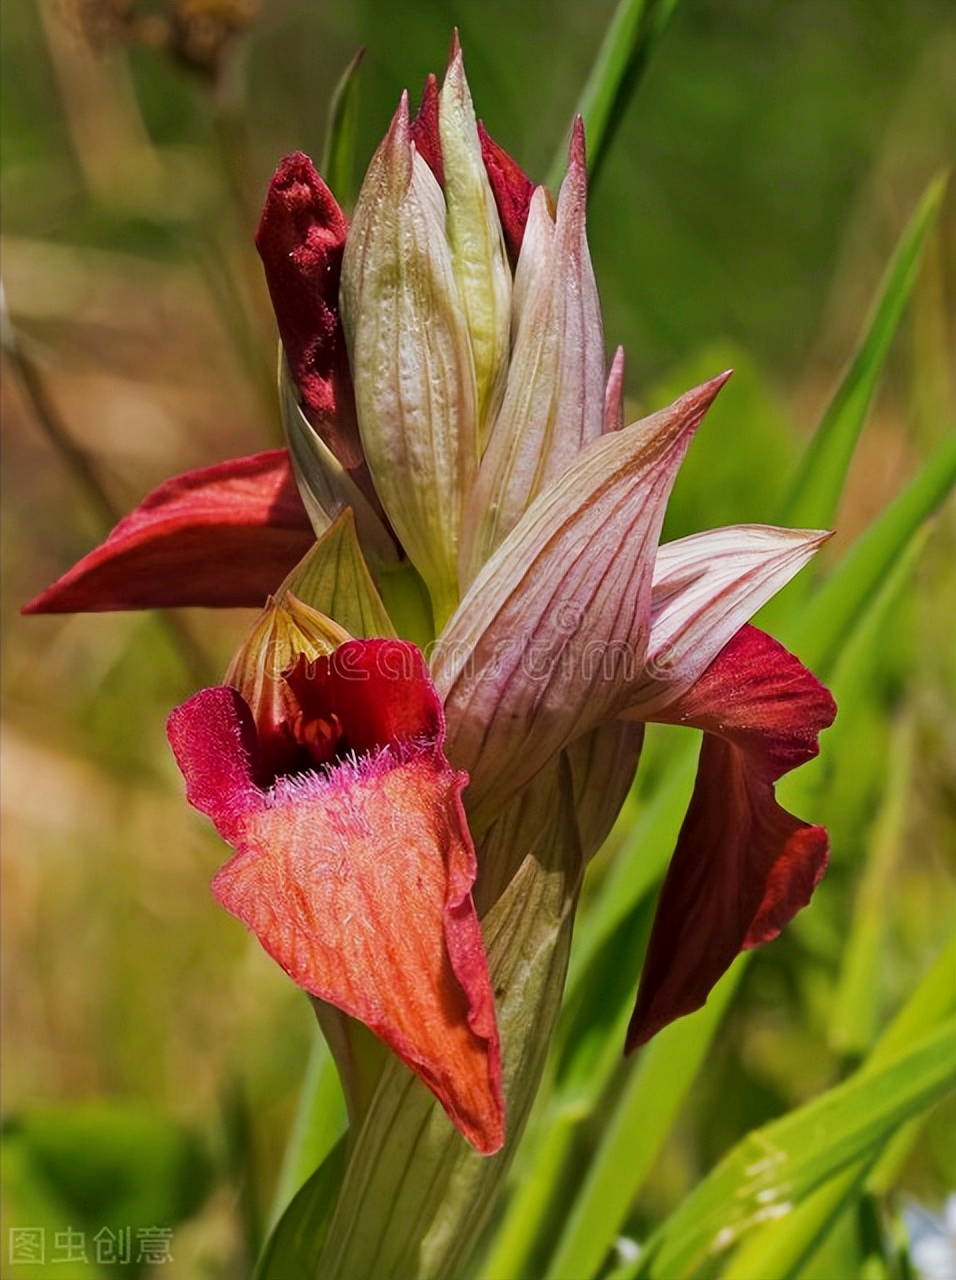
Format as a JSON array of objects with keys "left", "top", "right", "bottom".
[{"left": 905, "top": 1194, "right": 956, "bottom": 1280}]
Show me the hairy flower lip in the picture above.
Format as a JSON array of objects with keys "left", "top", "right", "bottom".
[{"left": 168, "top": 640, "right": 505, "bottom": 1154}]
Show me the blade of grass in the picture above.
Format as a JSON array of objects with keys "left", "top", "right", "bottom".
[
  {"left": 613, "top": 1018, "right": 956, "bottom": 1280},
  {"left": 828, "top": 714, "right": 914, "bottom": 1057},
  {"left": 720, "top": 934, "right": 956, "bottom": 1280},
  {"left": 546, "top": 0, "right": 683, "bottom": 191},
  {"left": 782, "top": 433, "right": 956, "bottom": 674},
  {"left": 255, "top": 1134, "right": 349, "bottom": 1280},
  {"left": 475, "top": 1121, "right": 578, "bottom": 1280},
  {"left": 867, "top": 932, "right": 956, "bottom": 1195},
  {"left": 321, "top": 47, "right": 365, "bottom": 210},
  {"left": 545, "top": 963, "right": 743, "bottom": 1280},
  {"left": 783, "top": 174, "right": 947, "bottom": 530}
]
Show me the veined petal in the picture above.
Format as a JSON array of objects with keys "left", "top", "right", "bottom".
[
  {"left": 625, "top": 524, "right": 831, "bottom": 716},
  {"left": 167, "top": 641, "right": 504, "bottom": 1154},
  {"left": 439, "top": 35, "right": 512, "bottom": 440},
  {"left": 22, "top": 450, "right": 314, "bottom": 613},
  {"left": 341, "top": 95, "right": 479, "bottom": 629},
  {"left": 477, "top": 119, "right": 535, "bottom": 262},
  {"left": 255, "top": 152, "right": 363, "bottom": 473},
  {"left": 626, "top": 625, "right": 836, "bottom": 1049},
  {"left": 435, "top": 374, "right": 730, "bottom": 826},
  {"left": 462, "top": 121, "right": 606, "bottom": 579}
]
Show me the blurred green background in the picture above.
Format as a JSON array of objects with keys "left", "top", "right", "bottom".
[{"left": 1, "top": 1, "right": 953, "bottom": 1276}]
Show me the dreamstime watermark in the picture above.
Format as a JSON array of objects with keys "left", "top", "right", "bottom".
[
  {"left": 263, "top": 602, "right": 678, "bottom": 688},
  {"left": 7, "top": 1225, "right": 174, "bottom": 1267}
]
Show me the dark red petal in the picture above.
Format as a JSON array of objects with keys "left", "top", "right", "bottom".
[
  {"left": 23, "top": 450, "right": 314, "bottom": 613},
  {"left": 410, "top": 73, "right": 444, "bottom": 186},
  {"left": 167, "top": 685, "right": 504, "bottom": 1153},
  {"left": 284, "top": 638, "right": 443, "bottom": 762},
  {"left": 477, "top": 120, "right": 535, "bottom": 260},
  {"left": 255, "top": 152, "right": 363, "bottom": 472},
  {"left": 626, "top": 626, "right": 836, "bottom": 1049}
]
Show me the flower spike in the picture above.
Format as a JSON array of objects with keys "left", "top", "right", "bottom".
[
  {"left": 477, "top": 119, "right": 535, "bottom": 260},
  {"left": 462, "top": 118, "right": 606, "bottom": 574},
  {"left": 410, "top": 73, "right": 444, "bottom": 187},
  {"left": 341, "top": 94, "right": 479, "bottom": 628}
]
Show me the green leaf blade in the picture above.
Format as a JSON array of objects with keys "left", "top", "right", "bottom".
[
  {"left": 547, "top": 0, "right": 683, "bottom": 191},
  {"left": 629, "top": 1018, "right": 956, "bottom": 1280},
  {"left": 783, "top": 174, "right": 947, "bottom": 531}
]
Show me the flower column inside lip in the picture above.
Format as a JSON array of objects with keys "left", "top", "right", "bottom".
[{"left": 167, "top": 638, "right": 504, "bottom": 1154}]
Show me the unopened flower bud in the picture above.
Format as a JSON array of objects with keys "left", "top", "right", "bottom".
[
  {"left": 439, "top": 36, "right": 512, "bottom": 440},
  {"left": 341, "top": 95, "right": 478, "bottom": 630}
]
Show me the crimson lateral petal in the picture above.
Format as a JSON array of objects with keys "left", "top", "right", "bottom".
[
  {"left": 410, "top": 73, "right": 444, "bottom": 186},
  {"left": 167, "top": 681, "right": 505, "bottom": 1154},
  {"left": 255, "top": 152, "right": 364, "bottom": 473},
  {"left": 626, "top": 625, "right": 836, "bottom": 1050},
  {"left": 477, "top": 119, "right": 535, "bottom": 260},
  {"left": 23, "top": 450, "right": 314, "bottom": 613}
]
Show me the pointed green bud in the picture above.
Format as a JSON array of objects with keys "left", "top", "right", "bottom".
[
  {"left": 279, "top": 509, "right": 397, "bottom": 640},
  {"left": 439, "top": 35, "right": 513, "bottom": 442},
  {"left": 225, "top": 594, "right": 351, "bottom": 780},
  {"left": 341, "top": 94, "right": 478, "bottom": 631}
]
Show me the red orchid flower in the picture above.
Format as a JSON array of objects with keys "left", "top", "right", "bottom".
[
  {"left": 168, "top": 637, "right": 503, "bottom": 1153},
  {"left": 25, "top": 37, "right": 835, "bottom": 1157}
]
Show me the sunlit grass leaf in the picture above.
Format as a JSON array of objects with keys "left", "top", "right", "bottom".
[
  {"left": 547, "top": 0, "right": 683, "bottom": 191},
  {"left": 321, "top": 47, "right": 366, "bottom": 211},
  {"left": 783, "top": 173, "right": 947, "bottom": 531},
  {"left": 544, "top": 967, "right": 742, "bottom": 1280},
  {"left": 827, "top": 714, "right": 914, "bottom": 1057},
  {"left": 720, "top": 935, "right": 956, "bottom": 1280},
  {"left": 255, "top": 1134, "right": 348, "bottom": 1280},
  {"left": 608, "top": 1018, "right": 956, "bottom": 1280},
  {"left": 782, "top": 433, "right": 956, "bottom": 675}
]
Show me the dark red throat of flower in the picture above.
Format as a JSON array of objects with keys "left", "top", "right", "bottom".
[{"left": 272, "top": 641, "right": 445, "bottom": 779}]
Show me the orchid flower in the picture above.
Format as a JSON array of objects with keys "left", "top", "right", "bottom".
[{"left": 25, "top": 36, "right": 835, "bottom": 1166}]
